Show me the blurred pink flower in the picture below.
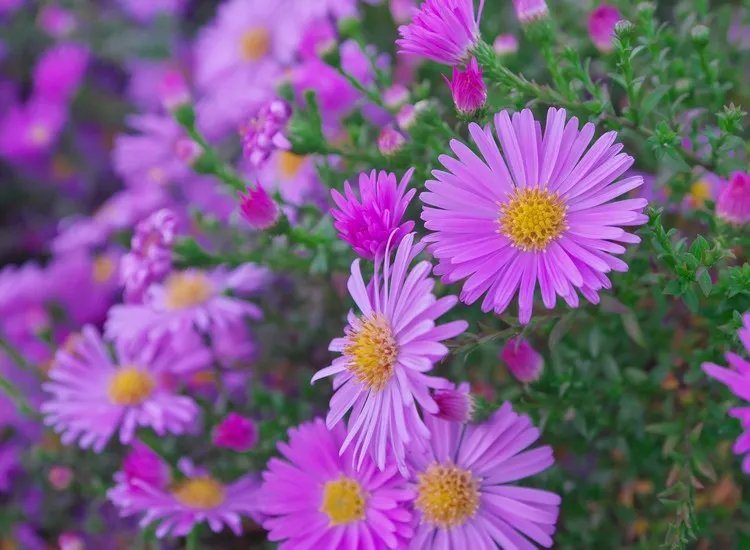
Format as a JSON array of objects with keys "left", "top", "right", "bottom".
[
  {"left": 213, "top": 413, "right": 259, "bottom": 452},
  {"left": 33, "top": 42, "right": 89, "bottom": 102}
]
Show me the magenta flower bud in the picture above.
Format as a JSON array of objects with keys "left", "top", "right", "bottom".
[
  {"left": 433, "top": 384, "right": 475, "bottom": 423},
  {"left": 494, "top": 34, "right": 519, "bottom": 56},
  {"left": 383, "top": 83, "right": 410, "bottom": 110},
  {"left": 59, "top": 533, "right": 85, "bottom": 550},
  {"left": 175, "top": 138, "right": 202, "bottom": 166},
  {"left": 588, "top": 5, "right": 623, "bottom": 52},
  {"left": 238, "top": 184, "right": 280, "bottom": 230},
  {"left": 48, "top": 465, "right": 73, "bottom": 490},
  {"left": 213, "top": 413, "right": 259, "bottom": 452},
  {"left": 378, "top": 127, "right": 406, "bottom": 156},
  {"left": 513, "top": 0, "right": 549, "bottom": 26},
  {"left": 500, "top": 338, "right": 544, "bottom": 383},
  {"left": 159, "top": 70, "right": 190, "bottom": 112},
  {"left": 396, "top": 104, "right": 417, "bottom": 130},
  {"left": 122, "top": 441, "right": 172, "bottom": 490},
  {"left": 717, "top": 172, "right": 750, "bottom": 225},
  {"left": 444, "top": 57, "right": 487, "bottom": 117}
]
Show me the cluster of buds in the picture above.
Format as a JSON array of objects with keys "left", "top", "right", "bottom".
[{"left": 241, "top": 98, "right": 293, "bottom": 169}]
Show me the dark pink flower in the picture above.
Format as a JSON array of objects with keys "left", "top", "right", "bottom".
[
  {"left": 717, "top": 172, "right": 750, "bottom": 225},
  {"left": 433, "top": 383, "right": 475, "bottom": 423},
  {"left": 238, "top": 184, "right": 280, "bottom": 229},
  {"left": 444, "top": 57, "right": 486, "bottom": 117},
  {"left": 32, "top": 42, "right": 89, "bottom": 102},
  {"left": 500, "top": 337, "right": 544, "bottom": 383},
  {"left": 213, "top": 413, "right": 258, "bottom": 452},
  {"left": 588, "top": 5, "right": 622, "bottom": 52},
  {"left": 330, "top": 168, "right": 416, "bottom": 260},
  {"left": 513, "top": 0, "right": 549, "bottom": 25}
]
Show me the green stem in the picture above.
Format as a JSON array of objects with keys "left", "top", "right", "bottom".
[
  {"left": 0, "top": 334, "right": 34, "bottom": 373},
  {"left": 186, "top": 527, "right": 200, "bottom": 550},
  {"left": 0, "top": 377, "right": 40, "bottom": 419}
]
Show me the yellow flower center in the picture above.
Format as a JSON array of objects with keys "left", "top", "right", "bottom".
[
  {"left": 93, "top": 255, "right": 115, "bottom": 284},
  {"left": 164, "top": 273, "right": 214, "bottom": 310},
  {"left": 343, "top": 314, "right": 398, "bottom": 392},
  {"left": 497, "top": 187, "right": 567, "bottom": 251},
  {"left": 29, "top": 124, "right": 50, "bottom": 145},
  {"left": 277, "top": 151, "right": 306, "bottom": 179},
  {"left": 172, "top": 477, "right": 226, "bottom": 509},
  {"left": 415, "top": 463, "right": 481, "bottom": 529},
  {"left": 108, "top": 367, "right": 156, "bottom": 406},
  {"left": 320, "top": 476, "right": 367, "bottom": 526},
  {"left": 239, "top": 27, "right": 271, "bottom": 61},
  {"left": 689, "top": 179, "right": 711, "bottom": 207}
]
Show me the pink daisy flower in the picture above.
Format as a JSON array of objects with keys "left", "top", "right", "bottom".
[
  {"left": 330, "top": 168, "right": 417, "bottom": 261},
  {"left": 41, "top": 326, "right": 206, "bottom": 452},
  {"left": 254, "top": 149, "right": 325, "bottom": 207},
  {"left": 32, "top": 41, "right": 89, "bottom": 102},
  {"left": 105, "top": 265, "right": 267, "bottom": 344},
  {"left": 397, "top": 0, "right": 485, "bottom": 65},
  {"left": 407, "top": 403, "right": 561, "bottom": 548},
  {"left": 421, "top": 107, "right": 647, "bottom": 323},
  {"left": 193, "top": 0, "right": 303, "bottom": 92},
  {"left": 110, "top": 457, "right": 260, "bottom": 538},
  {"left": 261, "top": 418, "right": 414, "bottom": 549},
  {"left": 312, "top": 233, "right": 468, "bottom": 474},
  {"left": 703, "top": 313, "right": 750, "bottom": 473}
]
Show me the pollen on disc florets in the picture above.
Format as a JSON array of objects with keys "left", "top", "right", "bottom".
[
  {"left": 415, "top": 462, "right": 481, "bottom": 529},
  {"left": 497, "top": 186, "right": 568, "bottom": 251},
  {"left": 320, "top": 476, "right": 367, "bottom": 526},
  {"left": 343, "top": 313, "right": 398, "bottom": 392}
]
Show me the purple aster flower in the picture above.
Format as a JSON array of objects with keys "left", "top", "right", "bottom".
[
  {"left": 106, "top": 265, "right": 267, "bottom": 344},
  {"left": 330, "top": 168, "right": 417, "bottom": 261},
  {"left": 311, "top": 233, "right": 468, "bottom": 474},
  {"left": 0, "top": 97, "right": 67, "bottom": 162},
  {"left": 112, "top": 113, "right": 189, "bottom": 188},
  {"left": 390, "top": 0, "right": 416, "bottom": 24},
  {"left": 241, "top": 98, "right": 293, "bottom": 169},
  {"left": 421, "top": 108, "right": 647, "bottom": 324},
  {"left": 120, "top": 208, "right": 178, "bottom": 303},
  {"left": 587, "top": 5, "right": 622, "bottom": 53},
  {"left": 254, "top": 149, "right": 325, "bottom": 207},
  {"left": 38, "top": 5, "right": 77, "bottom": 37},
  {"left": 378, "top": 127, "right": 406, "bottom": 156},
  {"left": 110, "top": 457, "right": 260, "bottom": 538},
  {"left": 41, "top": 326, "right": 205, "bottom": 452},
  {"left": 261, "top": 418, "right": 414, "bottom": 549},
  {"left": 407, "top": 404, "right": 560, "bottom": 548},
  {"left": 703, "top": 314, "right": 750, "bottom": 473},
  {"left": 444, "top": 57, "right": 487, "bottom": 117},
  {"left": 32, "top": 42, "right": 89, "bottom": 102},
  {"left": 433, "top": 382, "right": 475, "bottom": 423},
  {"left": 397, "top": 0, "right": 485, "bottom": 65},
  {"left": 513, "top": 0, "right": 549, "bottom": 25},
  {"left": 501, "top": 337, "right": 544, "bottom": 383},
  {"left": 494, "top": 34, "right": 519, "bottom": 56},
  {"left": 238, "top": 184, "right": 281, "bottom": 229},
  {"left": 213, "top": 413, "right": 258, "bottom": 452},
  {"left": 682, "top": 170, "right": 724, "bottom": 211},
  {"left": 717, "top": 172, "right": 750, "bottom": 225}
]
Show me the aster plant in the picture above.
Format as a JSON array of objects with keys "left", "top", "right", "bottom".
[{"left": 0, "top": 0, "right": 748, "bottom": 549}]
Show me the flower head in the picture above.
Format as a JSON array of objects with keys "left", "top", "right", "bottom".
[
  {"left": 48, "top": 466, "right": 73, "bottom": 490},
  {"left": 501, "top": 337, "right": 544, "bottom": 383},
  {"left": 717, "top": 172, "right": 750, "bottom": 225},
  {"left": 433, "top": 382, "right": 475, "bottom": 423},
  {"left": 378, "top": 127, "right": 406, "bottom": 157},
  {"left": 421, "top": 108, "right": 647, "bottom": 323},
  {"left": 241, "top": 98, "right": 293, "bottom": 169},
  {"left": 0, "top": 97, "right": 67, "bottom": 162},
  {"left": 109, "top": 457, "right": 260, "bottom": 538},
  {"left": 120, "top": 441, "right": 172, "bottom": 491},
  {"left": 703, "top": 314, "right": 750, "bottom": 473},
  {"left": 312, "top": 233, "right": 468, "bottom": 474},
  {"left": 261, "top": 419, "right": 414, "bottom": 549},
  {"left": 41, "top": 326, "right": 204, "bottom": 452},
  {"left": 588, "top": 5, "right": 623, "bottom": 52},
  {"left": 513, "top": 0, "right": 549, "bottom": 25},
  {"left": 32, "top": 42, "right": 89, "bottom": 102},
  {"left": 407, "top": 404, "right": 560, "bottom": 547},
  {"left": 444, "top": 57, "right": 486, "bottom": 117},
  {"left": 238, "top": 184, "right": 281, "bottom": 229},
  {"left": 213, "top": 413, "right": 258, "bottom": 452},
  {"left": 397, "top": 0, "right": 485, "bottom": 65},
  {"left": 106, "top": 265, "right": 267, "bottom": 344},
  {"left": 330, "top": 168, "right": 417, "bottom": 260}
]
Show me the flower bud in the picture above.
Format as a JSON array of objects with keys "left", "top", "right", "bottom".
[
  {"left": 213, "top": 413, "right": 259, "bottom": 452},
  {"left": 500, "top": 338, "right": 544, "bottom": 383},
  {"left": 512, "top": 0, "right": 549, "bottom": 26},
  {"left": 159, "top": 70, "right": 190, "bottom": 112},
  {"left": 690, "top": 24, "right": 710, "bottom": 48},
  {"left": 494, "top": 34, "right": 519, "bottom": 56},
  {"left": 433, "top": 385, "right": 475, "bottom": 423},
  {"left": 588, "top": 5, "right": 623, "bottom": 53},
  {"left": 717, "top": 172, "right": 750, "bottom": 225},
  {"left": 444, "top": 57, "right": 487, "bottom": 118},
  {"left": 238, "top": 184, "right": 281, "bottom": 230},
  {"left": 377, "top": 127, "right": 406, "bottom": 157}
]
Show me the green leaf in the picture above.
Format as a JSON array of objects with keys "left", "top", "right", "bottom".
[
  {"left": 696, "top": 268, "right": 712, "bottom": 296},
  {"left": 640, "top": 85, "right": 670, "bottom": 115}
]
